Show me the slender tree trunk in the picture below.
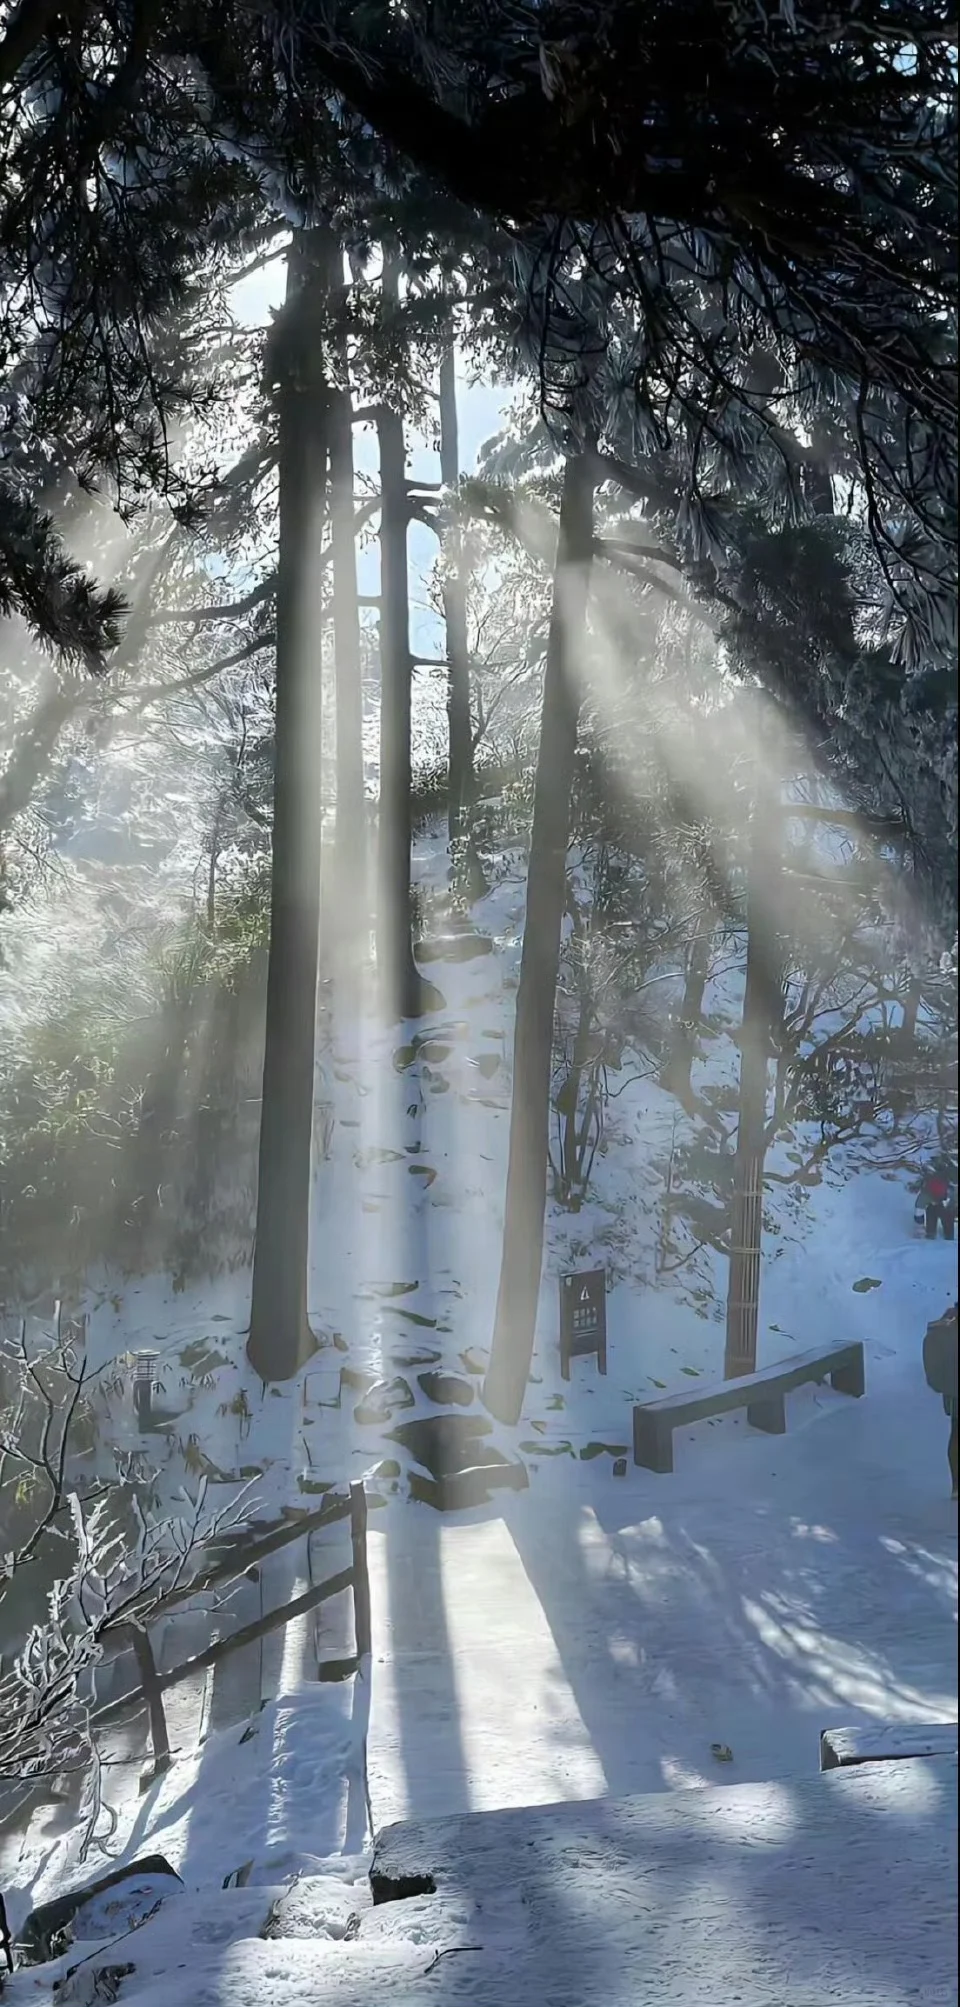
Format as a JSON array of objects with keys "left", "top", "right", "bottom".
[
  {"left": 483, "top": 456, "right": 595, "bottom": 1424},
  {"left": 325, "top": 231, "right": 367, "bottom": 962},
  {"left": 206, "top": 795, "right": 224, "bottom": 935},
  {"left": 437, "top": 341, "right": 475, "bottom": 848},
  {"left": 0, "top": 682, "right": 82, "bottom": 834},
  {"left": 724, "top": 786, "right": 782, "bottom": 1379},
  {"left": 126, "top": 991, "right": 193, "bottom": 1253},
  {"left": 375, "top": 254, "right": 441, "bottom": 1021},
  {"left": 899, "top": 984, "right": 921, "bottom": 1044},
  {"left": 247, "top": 236, "right": 329, "bottom": 1382},
  {"left": 556, "top": 988, "right": 596, "bottom": 1207},
  {"left": 661, "top": 921, "right": 712, "bottom": 1109}
]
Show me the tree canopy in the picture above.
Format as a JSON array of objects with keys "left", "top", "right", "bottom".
[{"left": 1, "top": 0, "right": 955, "bottom": 664}]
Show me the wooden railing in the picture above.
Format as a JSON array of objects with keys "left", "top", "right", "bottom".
[{"left": 92, "top": 1481, "right": 372, "bottom": 1778}]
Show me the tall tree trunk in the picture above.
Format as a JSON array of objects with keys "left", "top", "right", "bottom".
[
  {"left": 375, "top": 254, "right": 442, "bottom": 1021},
  {"left": 661, "top": 921, "right": 712, "bottom": 1109},
  {"left": 483, "top": 456, "right": 595, "bottom": 1424},
  {"left": 437, "top": 342, "right": 475, "bottom": 847},
  {"left": 899, "top": 983, "right": 921, "bottom": 1045},
  {"left": 724, "top": 786, "right": 782, "bottom": 1380},
  {"left": 325, "top": 231, "right": 367, "bottom": 964},
  {"left": 247, "top": 236, "right": 329, "bottom": 1382}
]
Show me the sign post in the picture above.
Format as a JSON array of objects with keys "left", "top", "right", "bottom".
[{"left": 559, "top": 1269, "right": 607, "bottom": 1381}]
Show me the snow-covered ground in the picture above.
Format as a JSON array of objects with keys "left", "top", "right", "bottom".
[{"left": 1, "top": 833, "right": 956, "bottom": 2005}]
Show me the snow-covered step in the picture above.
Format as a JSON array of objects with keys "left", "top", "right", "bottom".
[
  {"left": 202, "top": 1573, "right": 265, "bottom": 1738},
  {"left": 58, "top": 1761, "right": 958, "bottom": 2007},
  {"left": 364, "top": 1507, "right": 607, "bottom": 1827},
  {"left": 58, "top": 1936, "right": 454, "bottom": 2007},
  {"left": 258, "top": 1546, "right": 315, "bottom": 1704},
  {"left": 368, "top": 1759, "right": 958, "bottom": 2005},
  {"left": 820, "top": 1719, "right": 958, "bottom": 1770},
  {"left": 155, "top": 1609, "right": 213, "bottom": 1757},
  {"left": 308, "top": 1516, "right": 356, "bottom": 1671}
]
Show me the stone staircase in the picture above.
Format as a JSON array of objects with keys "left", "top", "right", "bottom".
[{"left": 30, "top": 1756, "right": 959, "bottom": 2006}]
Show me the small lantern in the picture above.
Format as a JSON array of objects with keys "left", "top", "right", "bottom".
[{"left": 133, "top": 1351, "right": 158, "bottom": 1433}]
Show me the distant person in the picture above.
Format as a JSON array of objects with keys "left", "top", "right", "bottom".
[
  {"left": 913, "top": 1161, "right": 957, "bottom": 1241},
  {"left": 922, "top": 1302, "right": 958, "bottom": 1499}
]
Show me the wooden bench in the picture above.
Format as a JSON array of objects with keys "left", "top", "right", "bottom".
[
  {"left": 632, "top": 1340, "right": 865, "bottom": 1474},
  {"left": 820, "top": 1722, "right": 958, "bottom": 1772}
]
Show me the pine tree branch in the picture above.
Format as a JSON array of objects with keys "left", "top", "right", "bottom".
[
  {"left": 596, "top": 535, "right": 683, "bottom": 571},
  {"left": 592, "top": 541, "right": 710, "bottom": 621},
  {"left": 146, "top": 577, "right": 277, "bottom": 629},
  {"left": 0, "top": 486, "right": 126, "bottom": 668},
  {"left": 0, "top": 0, "right": 60, "bottom": 87}
]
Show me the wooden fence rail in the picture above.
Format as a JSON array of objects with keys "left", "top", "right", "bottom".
[
  {"left": 92, "top": 1481, "right": 371, "bottom": 1778},
  {"left": 144, "top": 1484, "right": 356, "bottom": 1618}
]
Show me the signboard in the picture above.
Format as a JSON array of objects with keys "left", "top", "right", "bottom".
[{"left": 559, "top": 1268, "right": 607, "bottom": 1381}]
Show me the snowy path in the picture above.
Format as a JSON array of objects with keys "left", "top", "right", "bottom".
[{"left": 366, "top": 1369, "right": 957, "bottom": 1828}]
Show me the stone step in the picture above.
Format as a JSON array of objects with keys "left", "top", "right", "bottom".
[{"left": 368, "top": 1760, "right": 958, "bottom": 2006}]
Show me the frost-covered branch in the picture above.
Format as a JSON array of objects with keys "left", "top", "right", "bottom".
[{"left": 0, "top": 1452, "right": 254, "bottom": 1827}]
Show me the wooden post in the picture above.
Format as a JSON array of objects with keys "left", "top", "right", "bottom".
[
  {"left": 349, "top": 1482, "right": 371, "bottom": 1663},
  {"left": 130, "top": 1627, "right": 171, "bottom": 1777}
]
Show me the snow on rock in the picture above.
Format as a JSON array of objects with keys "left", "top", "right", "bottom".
[
  {"left": 366, "top": 1761, "right": 958, "bottom": 2007},
  {"left": 39, "top": 1890, "right": 281, "bottom": 2005},
  {"left": 35, "top": 1765, "right": 954, "bottom": 2007},
  {"left": 261, "top": 1873, "right": 371, "bottom": 1939},
  {"left": 54, "top": 1869, "right": 182, "bottom": 1946},
  {"left": 69, "top": 1939, "right": 462, "bottom": 2007}
]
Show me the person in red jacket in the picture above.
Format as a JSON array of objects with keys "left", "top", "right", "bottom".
[{"left": 913, "top": 1162, "right": 957, "bottom": 1240}]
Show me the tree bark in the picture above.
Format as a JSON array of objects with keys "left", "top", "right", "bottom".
[
  {"left": 437, "top": 341, "right": 474, "bottom": 846},
  {"left": 661, "top": 921, "right": 712, "bottom": 1109},
  {"left": 483, "top": 456, "right": 595, "bottom": 1424},
  {"left": 325, "top": 232, "right": 367, "bottom": 962},
  {"left": 247, "top": 235, "right": 329, "bottom": 1382},
  {"left": 724, "top": 786, "right": 782, "bottom": 1379},
  {"left": 375, "top": 254, "right": 441, "bottom": 1021},
  {"left": 556, "top": 987, "right": 598, "bottom": 1208}
]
